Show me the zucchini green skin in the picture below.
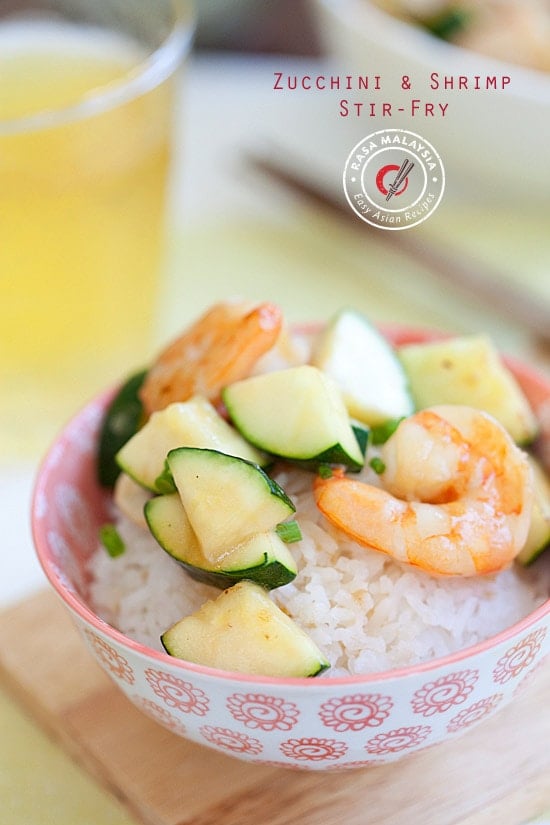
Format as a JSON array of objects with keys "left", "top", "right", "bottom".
[
  {"left": 223, "top": 365, "right": 365, "bottom": 473},
  {"left": 282, "top": 443, "right": 364, "bottom": 473},
  {"left": 167, "top": 446, "right": 294, "bottom": 511},
  {"left": 288, "top": 424, "right": 370, "bottom": 473},
  {"left": 97, "top": 369, "right": 147, "bottom": 487},
  {"left": 517, "top": 541, "right": 549, "bottom": 567},
  {"left": 351, "top": 422, "right": 370, "bottom": 457},
  {"left": 167, "top": 447, "right": 296, "bottom": 562},
  {"left": 161, "top": 580, "right": 330, "bottom": 677},
  {"left": 370, "top": 417, "right": 405, "bottom": 445},
  {"left": 288, "top": 422, "right": 371, "bottom": 473},
  {"left": 175, "top": 556, "right": 297, "bottom": 590},
  {"left": 144, "top": 491, "right": 298, "bottom": 590},
  {"left": 116, "top": 396, "right": 268, "bottom": 493}
]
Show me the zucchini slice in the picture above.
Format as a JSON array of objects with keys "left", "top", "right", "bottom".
[
  {"left": 517, "top": 456, "right": 550, "bottom": 566},
  {"left": 223, "top": 365, "right": 364, "bottom": 471},
  {"left": 311, "top": 309, "right": 414, "bottom": 426},
  {"left": 399, "top": 335, "right": 538, "bottom": 445},
  {"left": 116, "top": 396, "right": 267, "bottom": 492},
  {"left": 161, "top": 581, "right": 330, "bottom": 677},
  {"left": 97, "top": 369, "right": 147, "bottom": 487},
  {"left": 167, "top": 447, "right": 295, "bottom": 563},
  {"left": 145, "top": 494, "right": 298, "bottom": 589}
]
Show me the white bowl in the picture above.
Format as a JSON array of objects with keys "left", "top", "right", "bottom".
[
  {"left": 31, "top": 325, "right": 550, "bottom": 770},
  {"left": 310, "top": 0, "right": 550, "bottom": 201}
]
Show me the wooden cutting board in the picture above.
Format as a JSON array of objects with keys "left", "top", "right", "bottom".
[{"left": 0, "top": 590, "right": 548, "bottom": 825}]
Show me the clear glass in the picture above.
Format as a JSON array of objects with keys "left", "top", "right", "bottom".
[{"left": 0, "top": 0, "right": 194, "bottom": 458}]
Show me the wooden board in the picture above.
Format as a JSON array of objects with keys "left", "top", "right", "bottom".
[{"left": 0, "top": 590, "right": 548, "bottom": 825}]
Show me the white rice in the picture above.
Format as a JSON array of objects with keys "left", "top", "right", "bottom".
[
  {"left": 88, "top": 332, "right": 549, "bottom": 675},
  {"left": 89, "top": 462, "right": 549, "bottom": 677}
]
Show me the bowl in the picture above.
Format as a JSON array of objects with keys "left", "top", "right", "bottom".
[
  {"left": 310, "top": 0, "right": 550, "bottom": 201},
  {"left": 32, "top": 326, "right": 550, "bottom": 770}
]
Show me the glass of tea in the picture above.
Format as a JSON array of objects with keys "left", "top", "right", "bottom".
[{"left": 0, "top": 0, "right": 194, "bottom": 458}]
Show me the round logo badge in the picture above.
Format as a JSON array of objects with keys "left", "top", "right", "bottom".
[{"left": 343, "top": 129, "right": 445, "bottom": 230}]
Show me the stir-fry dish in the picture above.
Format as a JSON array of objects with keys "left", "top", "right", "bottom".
[
  {"left": 92, "top": 300, "right": 550, "bottom": 677},
  {"left": 373, "top": 0, "right": 550, "bottom": 72}
]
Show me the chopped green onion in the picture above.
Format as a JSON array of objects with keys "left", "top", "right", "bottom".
[
  {"left": 420, "top": 5, "right": 470, "bottom": 41},
  {"left": 276, "top": 520, "right": 302, "bottom": 543},
  {"left": 370, "top": 417, "right": 404, "bottom": 445},
  {"left": 154, "top": 460, "right": 177, "bottom": 494},
  {"left": 318, "top": 463, "right": 334, "bottom": 479},
  {"left": 99, "top": 524, "right": 126, "bottom": 558},
  {"left": 369, "top": 457, "right": 386, "bottom": 475}
]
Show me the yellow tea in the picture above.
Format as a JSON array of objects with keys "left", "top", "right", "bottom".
[{"left": 0, "top": 21, "right": 178, "bottom": 455}]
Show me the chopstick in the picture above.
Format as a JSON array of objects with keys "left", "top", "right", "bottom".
[
  {"left": 246, "top": 150, "right": 550, "bottom": 349},
  {"left": 386, "top": 159, "right": 414, "bottom": 202}
]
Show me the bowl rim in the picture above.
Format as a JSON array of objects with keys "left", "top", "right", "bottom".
[{"left": 32, "top": 324, "right": 550, "bottom": 688}]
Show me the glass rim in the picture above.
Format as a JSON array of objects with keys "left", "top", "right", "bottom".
[{"left": 0, "top": 0, "right": 195, "bottom": 135}]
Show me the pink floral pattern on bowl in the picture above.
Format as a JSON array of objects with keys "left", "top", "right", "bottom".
[
  {"left": 132, "top": 696, "right": 188, "bottom": 736},
  {"left": 319, "top": 693, "right": 393, "bottom": 731},
  {"left": 411, "top": 670, "right": 479, "bottom": 716},
  {"left": 365, "top": 725, "right": 431, "bottom": 755},
  {"left": 226, "top": 693, "right": 300, "bottom": 731},
  {"left": 200, "top": 726, "right": 263, "bottom": 756},
  {"left": 513, "top": 654, "right": 549, "bottom": 696},
  {"left": 82, "top": 628, "right": 135, "bottom": 685},
  {"left": 31, "top": 327, "right": 550, "bottom": 769},
  {"left": 279, "top": 737, "right": 348, "bottom": 762},
  {"left": 446, "top": 694, "right": 504, "bottom": 733},
  {"left": 492, "top": 628, "right": 546, "bottom": 684},
  {"left": 145, "top": 669, "right": 210, "bottom": 715}
]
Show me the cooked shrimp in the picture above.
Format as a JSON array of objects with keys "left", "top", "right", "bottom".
[
  {"left": 140, "top": 301, "right": 283, "bottom": 415},
  {"left": 314, "top": 405, "right": 534, "bottom": 576}
]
